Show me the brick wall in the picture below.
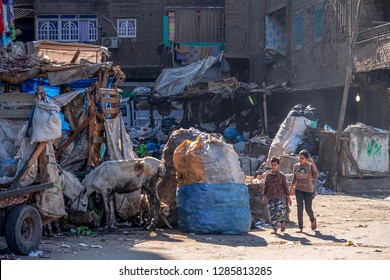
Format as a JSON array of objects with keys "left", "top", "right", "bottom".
[
  {"left": 224, "top": 0, "right": 250, "bottom": 58},
  {"left": 267, "top": 0, "right": 287, "bottom": 13},
  {"left": 163, "top": 0, "right": 224, "bottom": 7},
  {"left": 33, "top": 0, "right": 163, "bottom": 68},
  {"left": 265, "top": 0, "right": 352, "bottom": 89}
]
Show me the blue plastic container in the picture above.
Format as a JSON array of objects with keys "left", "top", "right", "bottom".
[{"left": 176, "top": 183, "right": 251, "bottom": 234}]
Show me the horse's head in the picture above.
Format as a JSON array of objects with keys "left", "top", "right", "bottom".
[{"left": 59, "top": 167, "right": 88, "bottom": 212}]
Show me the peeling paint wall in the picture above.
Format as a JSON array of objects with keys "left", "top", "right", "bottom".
[{"left": 343, "top": 128, "right": 389, "bottom": 175}]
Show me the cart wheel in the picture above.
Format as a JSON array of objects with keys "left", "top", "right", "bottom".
[{"left": 5, "top": 205, "right": 42, "bottom": 255}]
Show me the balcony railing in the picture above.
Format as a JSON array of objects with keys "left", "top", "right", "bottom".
[{"left": 357, "top": 23, "right": 390, "bottom": 42}]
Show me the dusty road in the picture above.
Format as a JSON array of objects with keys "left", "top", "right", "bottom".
[{"left": 1, "top": 194, "right": 390, "bottom": 260}]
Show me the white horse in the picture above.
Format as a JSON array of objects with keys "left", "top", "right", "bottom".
[
  {"left": 82, "top": 157, "right": 165, "bottom": 229},
  {"left": 58, "top": 165, "right": 88, "bottom": 212}
]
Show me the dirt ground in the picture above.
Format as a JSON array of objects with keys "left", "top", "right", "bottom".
[{"left": 1, "top": 194, "right": 390, "bottom": 260}]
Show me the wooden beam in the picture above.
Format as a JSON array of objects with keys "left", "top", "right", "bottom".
[
  {"left": 0, "top": 183, "right": 53, "bottom": 203},
  {"left": 0, "top": 108, "right": 32, "bottom": 119},
  {"left": 101, "top": 97, "right": 119, "bottom": 103},
  {"left": 10, "top": 142, "right": 48, "bottom": 189},
  {"left": 0, "top": 93, "right": 35, "bottom": 103},
  {"left": 263, "top": 92, "right": 268, "bottom": 135},
  {"left": 95, "top": 123, "right": 105, "bottom": 131},
  {"left": 101, "top": 68, "right": 108, "bottom": 88},
  {"left": 342, "top": 141, "right": 363, "bottom": 178},
  {"left": 92, "top": 136, "right": 106, "bottom": 144},
  {"left": 87, "top": 89, "right": 97, "bottom": 167},
  {"left": 39, "top": 147, "right": 48, "bottom": 184},
  {"left": 55, "top": 113, "right": 96, "bottom": 159},
  {"left": 70, "top": 49, "right": 81, "bottom": 64},
  {"left": 105, "top": 108, "right": 119, "bottom": 115},
  {"left": 330, "top": 0, "right": 363, "bottom": 191}
]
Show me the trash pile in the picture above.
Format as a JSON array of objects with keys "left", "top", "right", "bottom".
[
  {"left": 156, "top": 127, "right": 202, "bottom": 228},
  {"left": 173, "top": 133, "right": 251, "bottom": 234},
  {"left": 267, "top": 104, "right": 319, "bottom": 164}
]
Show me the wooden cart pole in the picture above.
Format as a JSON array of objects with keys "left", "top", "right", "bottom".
[
  {"left": 10, "top": 142, "right": 48, "bottom": 189},
  {"left": 330, "top": 0, "right": 363, "bottom": 191},
  {"left": 87, "top": 87, "right": 97, "bottom": 168}
]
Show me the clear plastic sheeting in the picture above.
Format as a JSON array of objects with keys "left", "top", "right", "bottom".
[
  {"left": 176, "top": 183, "right": 251, "bottom": 234},
  {"left": 173, "top": 133, "right": 245, "bottom": 187}
]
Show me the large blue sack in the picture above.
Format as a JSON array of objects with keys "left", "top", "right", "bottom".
[{"left": 177, "top": 183, "right": 251, "bottom": 234}]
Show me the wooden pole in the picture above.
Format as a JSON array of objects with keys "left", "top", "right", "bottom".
[
  {"left": 10, "top": 142, "right": 48, "bottom": 189},
  {"left": 263, "top": 91, "right": 269, "bottom": 135},
  {"left": 330, "top": 0, "right": 363, "bottom": 191},
  {"left": 55, "top": 113, "right": 97, "bottom": 159}
]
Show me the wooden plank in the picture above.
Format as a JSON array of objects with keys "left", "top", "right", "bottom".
[
  {"left": 38, "top": 148, "right": 48, "bottom": 184},
  {"left": 101, "top": 88, "right": 119, "bottom": 96},
  {"left": 10, "top": 142, "right": 48, "bottom": 189},
  {"left": 0, "top": 93, "right": 35, "bottom": 103},
  {"left": 342, "top": 142, "right": 363, "bottom": 178},
  {"left": 92, "top": 136, "right": 105, "bottom": 144},
  {"left": 0, "top": 108, "right": 32, "bottom": 119},
  {"left": 55, "top": 113, "right": 96, "bottom": 159},
  {"left": 70, "top": 49, "right": 81, "bottom": 64},
  {"left": 101, "top": 97, "right": 119, "bottom": 103},
  {"left": 105, "top": 108, "right": 119, "bottom": 115},
  {"left": 101, "top": 68, "right": 108, "bottom": 88},
  {"left": 95, "top": 123, "right": 105, "bottom": 131},
  {"left": 0, "top": 183, "right": 53, "bottom": 202},
  {"left": 87, "top": 87, "right": 97, "bottom": 167}
]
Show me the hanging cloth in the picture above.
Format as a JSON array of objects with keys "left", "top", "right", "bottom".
[
  {"left": 0, "top": 5, "right": 4, "bottom": 35},
  {"left": 2, "top": 5, "right": 9, "bottom": 33}
]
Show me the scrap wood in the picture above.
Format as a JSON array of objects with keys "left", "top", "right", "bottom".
[
  {"left": 55, "top": 113, "right": 97, "bottom": 159},
  {"left": 10, "top": 142, "right": 48, "bottom": 190},
  {"left": 0, "top": 66, "right": 40, "bottom": 85}
]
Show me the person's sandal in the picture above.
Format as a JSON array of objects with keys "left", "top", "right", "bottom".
[
  {"left": 281, "top": 222, "right": 286, "bottom": 232},
  {"left": 311, "top": 218, "right": 317, "bottom": 231}
]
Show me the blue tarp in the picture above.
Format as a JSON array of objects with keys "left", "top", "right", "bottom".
[
  {"left": 20, "top": 78, "right": 113, "bottom": 131},
  {"left": 176, "top": 183, "right": 251, "bottom": 234}
]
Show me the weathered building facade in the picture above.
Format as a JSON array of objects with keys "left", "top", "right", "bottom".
[
  {"left": 20, "top": 0, "right": 225, "bottom": 78},
  {"left": 224, "top": 0, "right": 266, "bottom": 84},
  {"left": 353, "top": 0, "right": 390, "bottom": 130},
  {"left": 260, "top": 0, "right": 390, "bottom": 130}
]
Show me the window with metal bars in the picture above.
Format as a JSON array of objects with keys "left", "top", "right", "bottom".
[
  {"left": 295, "top": 14, "right": 303, "bottom": 48},
  {"left": 36, "top": 15, "right": 98, "bottom": 43},
  {"left": 314, "top": 6, "right": 324, "bottom": 41}
]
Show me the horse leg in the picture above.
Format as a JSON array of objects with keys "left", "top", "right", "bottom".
[
  {"left": 107, "top": 192, "right": 116, "bottom": 229},
  {"left": 102, "top": 191, "right": 111, "bottom": 229}
]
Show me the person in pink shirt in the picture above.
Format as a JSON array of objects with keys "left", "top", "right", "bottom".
[{"left": 290, "top": 150, "right": 319, "bottom": 233}]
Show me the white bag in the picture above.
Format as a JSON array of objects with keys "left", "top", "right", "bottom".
[{"left": 31, "top": 100, "right": 62, "bottom": 143}]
